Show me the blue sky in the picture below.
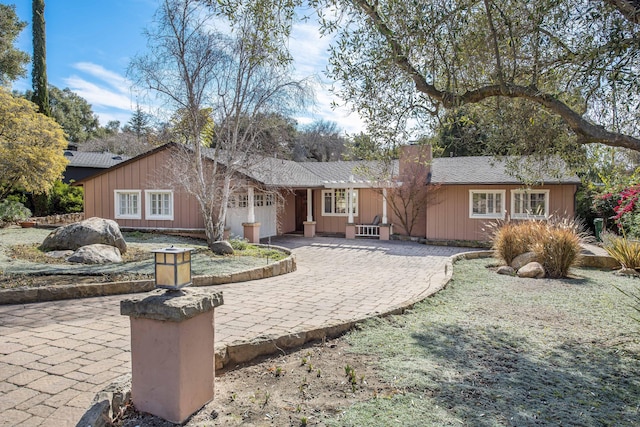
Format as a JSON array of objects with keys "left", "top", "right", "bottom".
[{"left": 10, "top": 0, "right": 363, "bottom": 133}]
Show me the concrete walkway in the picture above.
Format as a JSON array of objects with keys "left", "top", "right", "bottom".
[{"left": 0, "top": 236, "right": 468, "bottom": 427}]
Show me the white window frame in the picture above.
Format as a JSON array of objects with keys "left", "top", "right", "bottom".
[
  {"left": 114, "top": 190, "right": 141, "bottom": 220},
  {"left": 321, "top": 189, "right": 358, "bottom": 217},
  {"left": 238, "top": 194, "right": 248, "bottom": 208},
  {"left": 145, "top": 190, "right": 174, "bottom": 221},
  {"left": 469, "top": 190, "right": 505, "bottom": 219},
  {"left": 254, "top": 193, "right": 264, "bottom": 207},
  {"left": 511, "top": 189, "right": 550, "bottom": 219}
]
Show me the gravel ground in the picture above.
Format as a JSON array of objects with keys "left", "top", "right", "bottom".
[{"left": 0, "top": 226, "right": 276, "bottom": 283}]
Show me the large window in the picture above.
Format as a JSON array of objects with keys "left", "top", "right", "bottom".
[
  {"left": 145, "top": 190, "right": 173, "bottom": 220},
  {"left": 322, "top": 189, "right": 358, "bottom": 216},
  {"left": 511, "top": 189, "right": 549, "bottom": 219},
  {"left": 469, "top": 190, "right": 505, "bottom": 219},
  {"left": 114, "top": 190, "right": 141, "bottom": 219}
]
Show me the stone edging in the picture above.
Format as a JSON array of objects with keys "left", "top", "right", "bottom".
[
  {"left": 0, "top": 245, "right": 295, "bottom": 305},
  {"left": 213, "top": 249, "right": 620, "bottom": 370}
]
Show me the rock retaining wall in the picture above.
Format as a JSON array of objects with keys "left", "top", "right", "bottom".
[
  {"left": 30, "top": 213, "right": 85, "bottom": 226},
  {"left": 0, "top": 247, "right": 295, "bottom": 305}
]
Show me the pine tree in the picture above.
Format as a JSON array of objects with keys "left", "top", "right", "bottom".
[{"left": 31, "top": 0, "right": 50, "bottom": 116}]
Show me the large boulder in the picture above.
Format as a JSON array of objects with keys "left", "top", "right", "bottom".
[
  {"left": 210, "top": 240, "right": 234, "bottom": 255},
  {"left": 41, "top": 217, "right": 127, "bottom": 254},
  {"left": 511, "top": 251, "right": 538, "bottom": 270},
  {"left": 517, "top": 262, "right": 546, "bottom": 279},
  {"left": 67, "top": 244, "right": 122, "bottom": 264}
]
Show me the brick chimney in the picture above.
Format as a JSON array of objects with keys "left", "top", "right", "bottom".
[{"left": 399, "top": 144, "right": 432, "bottom": 181}]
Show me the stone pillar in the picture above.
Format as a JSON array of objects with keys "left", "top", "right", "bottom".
[
  {"left": 345, "top": 223, "right": 356, "bottom": 239},
  {"left": 247, "top": 187, "right": 255, "bottom": 224},
  {"left": 379, "top": 224, "right": 392, "bottom": 241},
  {"left": 303, "top": 221, "right": 316, "bottom": 238},
  {"left": 243, "top": 222, "right": 261, "bottom": 243},
  {"left": 120, "top": 289, "right": 224, "bottom": 425}
]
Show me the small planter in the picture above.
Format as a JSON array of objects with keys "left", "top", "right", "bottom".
[{"left": 19, "top": 221, "right": 37, "bottom": 228}]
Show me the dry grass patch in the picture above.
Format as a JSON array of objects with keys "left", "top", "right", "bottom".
[
  {"left": 9, "top": 243, "right": 152, "bottom": 264},
  {"left": 489, "top": 217, "right": 585, "bottom": 278}
]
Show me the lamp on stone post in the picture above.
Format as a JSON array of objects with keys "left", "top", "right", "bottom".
[
  {"left": 121, "top": 244, "right": 224, "bottom": 424},
  {"left": 151, "top": 246, "right": 193, "bottom": 290}
]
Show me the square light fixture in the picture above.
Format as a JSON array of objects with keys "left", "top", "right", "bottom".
[{"left": 151, "top": 246, "right": 194, "bottom": 290}]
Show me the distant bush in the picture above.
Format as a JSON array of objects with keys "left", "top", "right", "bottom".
[
  {"left": 0, "top": 199, "right": 32, "bottom": 226},
  {"left": 602, "top": 232, "right": 640, "bottom": 270},
  {"left": 489, "top": 217, "right": 584, "bottom": 278},
  {"left": 48, "top": 181, "right": 83, "bottom": 214}
]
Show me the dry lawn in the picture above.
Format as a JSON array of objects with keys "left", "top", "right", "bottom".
[{"left": 118, "top": 259, "right": 640, "bottom": 426}]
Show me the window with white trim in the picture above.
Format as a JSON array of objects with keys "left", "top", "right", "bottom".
[
  {"left": 265, "top": 194, "right": 274, "bottom": 206},
  {"left": 254, "top": 194, "right": 264, "bottom": 207},
  {"left": 114, "top": 190, "right": 141, "bottom": 219},
  {"left": 469, "top": 190, "right": 505, "bottom": 219},
  {"left": 511, "top": 189, "right": 550, "bottom": 219},
  {"left": 322, "top": 189, "right": 358, "bottom": 216},
  {"left": 145, "top": 190, "right": 173, "bottom": 220}
]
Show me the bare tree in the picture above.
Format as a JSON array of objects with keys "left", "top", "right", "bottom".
[
  {"left": 129, "top": 0, "right": 309, "bottom": 247},
  {"left": 292, "top": 120, "right": 346, "bottom": 162}
]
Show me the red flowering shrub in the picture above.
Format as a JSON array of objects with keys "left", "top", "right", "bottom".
[
  {"left": 596, "top": 184, "right": 640, "bottom": 237},
  {"left": 613, "top": 185, "right": 640, "bottom": 222}
]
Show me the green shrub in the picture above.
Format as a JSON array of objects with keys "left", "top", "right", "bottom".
[
  {"left": 48, "top": 180, "right": 83, "bottom": 214},
  {"left": 602, "top": 232, "right": 640, "bottom": 270},
  {"left": 0, "top": 199, "right": 32, "bottom": 226},
  {"left": 229, "top": 237, "right": 249, "bottom": 251}
]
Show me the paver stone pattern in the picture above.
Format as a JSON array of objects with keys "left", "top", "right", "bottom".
[{"left": 0, "top": 236, "right": 467, "bottom": 426}]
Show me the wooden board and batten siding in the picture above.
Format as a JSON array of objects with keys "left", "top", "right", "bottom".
[
  {"left": 425, "top": 184, "right": 578, "bottom": 242},
  {"left": 82, "top": 148, "right": 204, "bottom": 230}
]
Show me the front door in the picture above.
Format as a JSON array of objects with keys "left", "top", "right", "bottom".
[{"left": 294, "top": 190, "right": 307, "bottom": 233}]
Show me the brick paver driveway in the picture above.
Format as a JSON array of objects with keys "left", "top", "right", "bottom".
[{"left": 0, "top": 236, "right": 469, "bottom": 426}]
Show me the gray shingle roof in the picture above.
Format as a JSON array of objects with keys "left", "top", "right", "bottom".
[
  {"left": 430, "top": 156, "right": 580, "bottom": 185},
  {"left": 297, "top": 161, "right": 393, "bottom": 187},
  {"left": 244, "top": 157, "right": 325, "bottom": 187},
  {"left": 82, "top": 143, "right": 579, "bottom": 188},
  {"left": 65, "top": 151, "right": 130, "bottom": 168}
]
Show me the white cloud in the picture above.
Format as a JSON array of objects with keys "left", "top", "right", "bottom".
[
  {"left": 61, "top": 62, "right": 159, "bottom": 125},
  {"left": 72, "top": 62, "right": 132, "bottom": 94},
  {"left": 290, "top": 17, "right": 365, "bottom": 134},
  {"left": 63, "top": 75, "right": 133, "bottom": 111},
  {"left": 290, "top": 20, "right": 331, "bottom": 78}
]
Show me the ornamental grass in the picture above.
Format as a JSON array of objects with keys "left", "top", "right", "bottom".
[
  {"left": 489, "top": 217, "right": 585, "bottom": 278},
  {"left": 489, "top": 219, "right": 544, "bottom": 265},
  {"left": 531, "top": 217, "right": 584, "bottom": 279},
  {"left": 602, "top": 232, "right": 640, "bottom": 270}
]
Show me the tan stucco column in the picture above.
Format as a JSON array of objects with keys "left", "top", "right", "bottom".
[
  {"left": 379, "top": 224, "right": 392, "bottom": 240},
  {"left": 243, "top": 222, "right": 261, "bottom": 243},
  {"left": 345, "top": 223, "right": 356, "bottom": 239},
  {"left": 120, "top": 289, "right": 224, "bottom": 424},
  {"left": 303, "top": 221, "right": 316, "bottom": 238}
]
